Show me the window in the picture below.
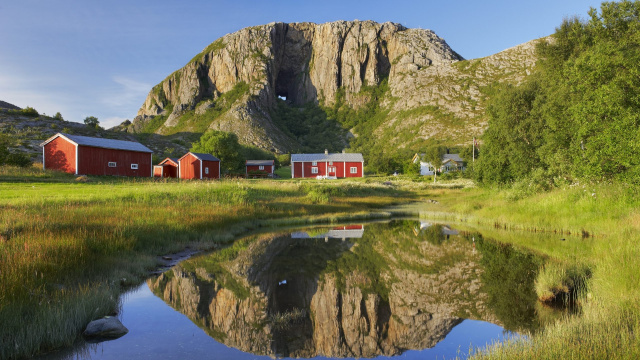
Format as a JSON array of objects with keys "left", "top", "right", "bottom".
[
  {"left": 329, "top": 161, "right": 333, "bottom": 165},
  {"left": 350, "top": 167, "right": 358, "bottom": 174},
  {"left": 311, "top": 167, "right": 318, "bottom": 174},
  {"left": 131, "top": 164, "right": 138, "bottom": 170},
  {"left": 108, "top": 162, "right": 117, "bottom": 167},
  {"left": 259, "top": 165, "right": 264, "bottom": 170},
  {"left": 312, "top": 161, "right": 317, "bottom": 166},
  {"left": 205, "top": 167, "right": 209, "bottom": 174}
]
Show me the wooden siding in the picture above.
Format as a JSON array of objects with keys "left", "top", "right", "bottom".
[
  {"left": 292, "top": 161, "right": 363, "bottom": 178},
  {"left": 179, "top": 153, "right": 200, "bottom": 179},
  {"left": 44, "top": 136, "right": 76, "bottom": 174},
  {"left": 77, "top": 146, "right": 151, "bottom": 177},
  {"left": 201, "top": 160, "right": 220, "bottom": 179},
  {"left": 154, "top": 164, "right": 178, "bottom": 178},
  {"left": 246, "top": 165, "right": 273, "bottom": 174}
]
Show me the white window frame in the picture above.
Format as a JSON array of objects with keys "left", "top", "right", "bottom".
[
  {"left": 131, "top": 164, "right": 138, "bottom": 170},
  {"left": 311, "top": 167, "right": 318, "bottom": 174},
  {"left": 350, "top": 167, "right": 358, "bottom": 174},
  {"left": 108, "top": 162, "right": 117, "bottom": 168},
  {"left": 328, "top": 161, "right": 333, "bottom": 165},
  {"left": 259, "top": 165, "right": 264, "bottom": 170},
  {"left": 205, "top": 167, "right": 209, "bottom": 175},
  {"left": 312, "top": 161, "right": 318, "bottom": 166}
]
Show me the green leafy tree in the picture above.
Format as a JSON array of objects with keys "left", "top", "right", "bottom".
[
  {"left": 83, "top": 116, "right": 100, "bottom": 128},
  {"left": 477, "top": 0, "right": 640, "bottom": 185},
  {"left": 191, "top": 130, "right": 243, "bottom": 172},
  {"left": 0, "top": 134, "right": 10, "bottom": 164},
  {"left": 53, "top": 112, "right": 64, "bottom": 121},
  {"left": 425, "top": 145, "right": 447, "bottom": 177}
]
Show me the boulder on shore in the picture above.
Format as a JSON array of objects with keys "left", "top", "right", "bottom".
[{"left": 83, "top": 316, "right": 128, "bottom": 340}]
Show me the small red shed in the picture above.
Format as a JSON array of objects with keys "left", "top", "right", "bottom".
[
  {"left": 178, "top": 152, "right": 220, "bottom": 180},
  {"left": 154, "top": 157, "right": 179, "bottom": 178},
  {"left": 291, "top": 151, "right": 364, "bottom": 179},
  {"left": 41, "top": 133, "right": 153, "bottom": 177},
  {"left": 246, "top": 160, "right": 275, "bottom": 178}
]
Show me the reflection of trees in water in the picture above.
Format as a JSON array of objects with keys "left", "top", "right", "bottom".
[{"left": 473, "top": 234, "right": 543, "bottom": 333}]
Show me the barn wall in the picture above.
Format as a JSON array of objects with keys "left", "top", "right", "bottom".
[
  {"left": 201, "top": 160, "right": 219, "bottom": 179},
  {"left": 344, "top": 162, "right": 363, "bottom": 177},
  {"left": 179, "top": 154, "right": 200, "bottom": 179},
  {"left": 246, "top": 165, "right": 273, "bottom": 174},
  {"left": 44, "top": 137, "right": 76, "bottom": 174},
  {"left": 77, "top": 146, "right": 151, "bottom": 177}
]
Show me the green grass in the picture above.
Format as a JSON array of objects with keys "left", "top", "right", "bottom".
[
  {"left": 0, "top": 166, "right": 412, "bottom": 359},
  {"left": 409, "top": 183, "right": 640, "bottom": 359}
]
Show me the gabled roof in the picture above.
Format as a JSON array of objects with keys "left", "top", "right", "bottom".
[
  {"left": 291, "top": 153, "right": 364, "bottom": 162},
  {"left": 443, "top": 153, "right": 464, "bottom": 163},
  {"left": 41, "top": 133, "right": 153, "bottom": 153},
  {"left": 179, "top": 152, "right": 220, "bottom": 162},
  {"left": 158, "top": 157, "right": 179, "bottom": 166},
  {"left": 246, "top": 160, "right": 274, "bottom": 166}
]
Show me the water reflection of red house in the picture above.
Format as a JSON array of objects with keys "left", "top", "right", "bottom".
[
  {"left": 153, "top": 157, "right": 179, "bottom": 178},
  {"left": 291, "top": 225, "right": 364, "bottom": 240}
]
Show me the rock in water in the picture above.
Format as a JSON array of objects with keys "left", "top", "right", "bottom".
[{"left": 83, "top": 316, "right": 129, "bottom": 340}]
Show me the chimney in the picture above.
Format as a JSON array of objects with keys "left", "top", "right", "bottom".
[
  {"left": 342, "top": 149, "right": 346, "bottom": 154},
  {"left": 324, "top": 149, "right": 328, "bottom": 155}
]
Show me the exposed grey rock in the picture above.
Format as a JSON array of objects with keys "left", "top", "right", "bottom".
[{"left": 83, "top": 316, "right": 128, "bottom": 340}]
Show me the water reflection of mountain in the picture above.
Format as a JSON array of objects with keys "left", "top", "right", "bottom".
[{"left": 147, "top": 221, "right": 541, "bottom": 358}]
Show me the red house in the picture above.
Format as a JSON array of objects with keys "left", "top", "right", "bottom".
[
  {"left": 153, "top": 157, "right": 179, "bottom": 178},
  {"left": 41, "top": 133, "right": 153, "bottom": 177},
  {"left": 178, "top": 152, "right": 220, "bottom": 179},
  {"left": 246, "top": 160, "right": 274, "bottom": 178},
  {"left": 291, "top": 151, "right": 364, "bottom": 179}
]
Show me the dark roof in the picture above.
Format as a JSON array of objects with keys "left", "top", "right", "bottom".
[
  {"left": 180, "top": 152, "right": 220, "bottom": 162},
  {"left": 291, "top": 153, "right": 364, "bottom": 162},
  {"left": 246, "top": 160, "right": 274, "bottom": 166},
  {"left": 443, "top": 153, "right": 464, "bottom": 163},
  {"left": 41, "top": 133, "right": 153, "bottom": 153}
]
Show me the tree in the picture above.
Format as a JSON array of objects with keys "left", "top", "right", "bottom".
[
  {"left": 191, "top": 130, "right": 243, "bottom": 172},
  {"left": 0, "top": 134, "right": 10, "bottom": 164},
  {"left": 53, "top": 112, "right": 64, "bottom": 121},
  {"left": 425, "top": 145, "right": 447, "bottom": 181},
  {"left": 83, "top": 116, "right": 100, "bottom": 128}
]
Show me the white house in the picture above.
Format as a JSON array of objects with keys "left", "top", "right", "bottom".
[{"left": 412, "top": 153, "right": 465, "bottom": 175}]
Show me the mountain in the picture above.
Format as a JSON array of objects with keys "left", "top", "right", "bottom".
[{"left": 127, "top": 21, "right": 541, "bottom": 156}]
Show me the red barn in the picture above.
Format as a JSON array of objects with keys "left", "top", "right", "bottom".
[
  {"left": 291, "top": 151, "right": 364, "bottom": 179},
  {"left": 153, "top": 157, "right": 179, "bottom": 178},
  {"left": 246, "top": 160, "right": 274, "bottom": 178},
  {"left": 41, "top": 133, "right": 152, "bottom": 177},
  {"left": 178, "top": 152, "right": 220, "bottom": 179}
]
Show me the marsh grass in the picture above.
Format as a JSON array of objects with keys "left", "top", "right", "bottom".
[
  {"left": 421, "top": 183, "right": 640, "bottom": 359},
  {"left": 0, "top": 167, "right": 411, "bottom": 358}
]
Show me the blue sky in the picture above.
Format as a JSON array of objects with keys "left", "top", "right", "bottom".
[{"left": 0, "top": 0, "right": 603, "bottom": 128}]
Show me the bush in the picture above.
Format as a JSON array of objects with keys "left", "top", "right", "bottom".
[{"left": 5, "top": 152, "right": 32, "bottom": 167}]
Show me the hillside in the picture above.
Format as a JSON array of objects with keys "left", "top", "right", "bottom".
[
  {"left": 125, "top": 20, "right": 542, "bottom": 157},
  {"left": 0, "top": 108, "right": 189, "bottom": 164}
]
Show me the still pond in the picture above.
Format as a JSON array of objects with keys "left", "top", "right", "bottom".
[{"left": 39, "top": 219, "right": 573, "bottom": 359}]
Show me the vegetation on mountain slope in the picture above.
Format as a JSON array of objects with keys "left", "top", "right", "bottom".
[{"left": 476, "top": 0, "right": 640, "bottom": 187}]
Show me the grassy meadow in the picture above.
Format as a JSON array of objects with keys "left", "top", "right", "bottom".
[
  {"left": 2, "top": 164, "right": 640, "bottom": 359},
  {"left": 0, "top": 165, "right": 412, "bottom": 359},
  {"left": 406, "top": 183, "right": 640, "bottom": 359}
]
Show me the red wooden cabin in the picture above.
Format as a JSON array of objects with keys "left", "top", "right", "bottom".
[
  {"left": 41, "top": 133, "right": 153, "bottom": 177},
  {"left": 153, "top": 158, "right": 179, "bottom": 178},
  {"left": 178, "top": 152, "right": 220, "bottom": 179},
  {"left": 245, "top": 160, "right": 274, "bottom": 178},
  {"left": 291, "top": 151, "right": 364, "bottom": 179}
]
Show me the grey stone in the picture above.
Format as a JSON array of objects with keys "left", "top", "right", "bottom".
[{"left": 83, "top": 316, "right": 128, "bottom": 340}]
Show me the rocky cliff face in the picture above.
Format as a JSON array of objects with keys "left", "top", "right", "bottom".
[{"left": 130, "top": 21, "right": 483, "bottom": 152}]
